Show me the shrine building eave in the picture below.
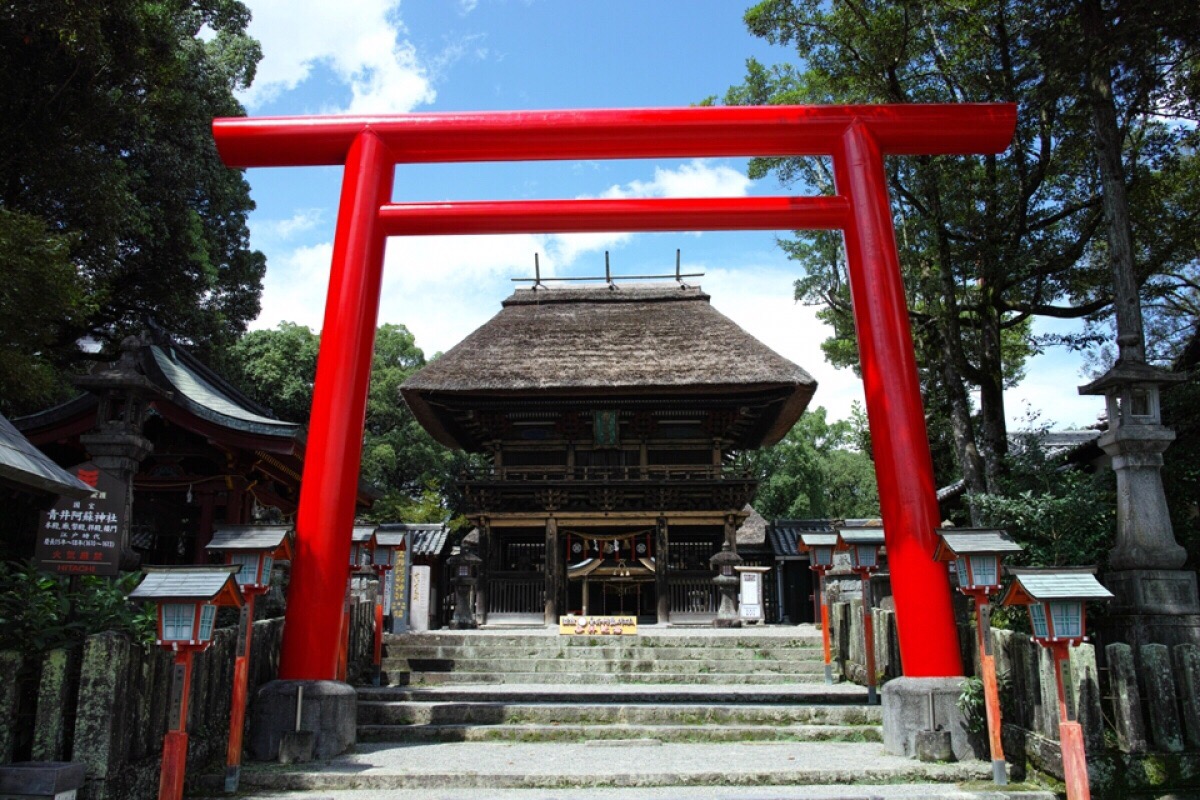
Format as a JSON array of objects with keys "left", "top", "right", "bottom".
[{"left": 401, "top": 283, "right": 817, "bottom": 451}]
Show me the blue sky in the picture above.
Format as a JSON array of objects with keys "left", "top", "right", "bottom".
[{"left": 234, "top": 0, "right": 1103, "bottom": 430}]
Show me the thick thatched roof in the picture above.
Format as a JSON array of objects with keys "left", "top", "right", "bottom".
[{"left": 402, "top": 283, "right": 816, "bottom": 448}]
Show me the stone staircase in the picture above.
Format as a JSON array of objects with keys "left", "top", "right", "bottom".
[
  {"left": 378, "top": 629, "right": 831, "bottom": 685},
  {"left": 360, "top": 628, "right": 877, "bottom": 745},
  {"left": 225, "top": 628, "right": 1051, "bottom": 797}
]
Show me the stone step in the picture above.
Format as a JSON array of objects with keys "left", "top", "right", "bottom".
[
  {"left": 382, "top": 657, "right": 826, "bottom": 675},
  {"left": 356, "top": 684, "right": 868, "bottom": 705},
  {"left": 402, "top": 670, "right": 828, "bottom": 685},
  {"left": 207, "top": 784, "right": 1055, "bottom": 800},
  {"left": 385, "top": 644, "right": 821, "bottom": 660},
  {"left": 233, "top": 741, "right": 995, "bottom": 792},
  {"left": 385, "top": 633, "right": 823, "bottom": 650},
  {"left": 356, "top": 721, "right": 882, "bottom": 744},
  {"left": 357, "top": 700, "right": 880, "bottom": 727}
]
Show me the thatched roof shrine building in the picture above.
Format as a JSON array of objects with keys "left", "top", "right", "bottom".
[{"left": 402, "top": 283, "right": 816, "bottom": 626}]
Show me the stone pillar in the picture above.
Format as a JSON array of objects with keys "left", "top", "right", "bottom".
[
  {"left": 73, "top": 633, "right": 130, "bottom": 789},
  {"left": 655, "top": 516, "right": 670, "bottom": 624},
  {"left": 32, "top": 647, "right": 75, "bottom": 761},
  {"left": 0, "top": 651, "right": 20, "bottom": 762},
  {"left": 1099, "top": 423, "right": 1200, "bottom": 652},
  {"left": 476, "top": 519, "right": 491, "bottom": 624},
  {"left": 544, "top": 516, "right": 559, "bottom": 625},
  {"left": 1105, "top": 643, "right": 1147, "bottom": 753},
  {"left": 79, "top": 429, "right": 151, "bottom": 569}
]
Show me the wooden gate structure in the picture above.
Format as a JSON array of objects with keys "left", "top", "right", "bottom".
[{"left": 212, "top": 103, "right": 1016, "bottom": 681}]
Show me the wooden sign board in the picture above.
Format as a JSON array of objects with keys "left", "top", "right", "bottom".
[
  {"left": 35, "top": 462, "right": 124, "bottom": 576},
  {"left": 558, "top": 615, "right": 637, "bottom": 636}
]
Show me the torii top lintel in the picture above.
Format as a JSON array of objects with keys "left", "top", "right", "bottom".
[{"left": 212, "top": 104, "right": 1016, "bottom": 167}]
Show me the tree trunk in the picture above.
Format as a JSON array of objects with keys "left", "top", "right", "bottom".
[
  {"left": 1082, "top": 0, "right": 1146, "bottom": 361},
  {"left": 976, "top": 301, "right": 1008, "bottom": 493}
]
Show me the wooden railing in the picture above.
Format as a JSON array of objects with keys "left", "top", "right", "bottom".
[
  {"left": 668, "top": 574, "right": 718, "bottom": 616},
  {"left": 489, "top": 572, "right": 544, "bottom": 615},
  {"left": 464, "top": 464, "right": 753, "bottom": 482}
]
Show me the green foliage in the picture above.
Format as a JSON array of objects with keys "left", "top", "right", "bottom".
[
  {"left": 0, "top": 0, "right": 266, "bottom": 414},
  {"left": 1162, "top": 373, "right": 1200, "bottom": 568},
  {"left": 728, "top": 0, "right": 1200, "bottom": 495},
  {"left": 0, "top": 209, "right": 93, "bottom": 415},
  {"left": 746, "top": 405, "right": 879, "bottom": 520},
  {"left": 221, "top": 322, "right": 474, "bottom": 518},
  {"left": 969, "top": 427, "right": 1115, "bottom": 567},
  {"left": 957, "top": 669, "right": 1013, "bottom": 738},
  {"left": 0, "top": 562, "right": 156, "bottom": 653}
]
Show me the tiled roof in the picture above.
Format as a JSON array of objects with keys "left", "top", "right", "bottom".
[
  {"left": 838, "top": 527, "right": 886, "bottom": 547},
  {"left": 207, "top": 525, "right": 293, "bottom": 552},
  {"left": 1007, "top": 568, "right": 1114, "bottom": 601},
  {"left": 130, "top": 566, "right": 240, "bottom": 602},
  {"left": 376, "top": 523, "right": 450, "bottom": 557},
  {"left": 934, "top": 529, "right": 1023, "bottom": 558},
  {"left": 0, "top": 412, "right": 93, "bottom": 498},
  {"left": 351, "top": 525, "right": 378, "bottom": 543},
  {"left": 148, "top": 346, "right": 300, "bottom": 438},
  {"left": 768, "top": 519, "right": 835, "bottom": 556}
]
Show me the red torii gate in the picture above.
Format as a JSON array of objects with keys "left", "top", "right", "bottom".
[{"left": 213, "top": 104, "right": 1016, "bottom": 681}]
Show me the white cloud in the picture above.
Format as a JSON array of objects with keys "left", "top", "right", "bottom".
[
  {"left": 252, "top": 242, "right": 334, "bottom": 332},
  {"left": 543, "top": 160, "right": 754, "bottom": 267},
  {"left": 252, "top": 209, "right": 323, "bottom": 242},
  {"left": 239, "top": 0, "right": 435, "bottom": 113}
]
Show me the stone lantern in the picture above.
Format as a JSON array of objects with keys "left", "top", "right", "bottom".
[
  {"left": 710, "top": 541, "right": 742, "bottom": 628},
  {"left": 448, "top": 545, "right": 483, "bottom": 629},
  {"left": 837, "top": 525, "right": 886, "bottom": 705},
  {"left": 1079, "top": 360, "right": 1198, "bottom": 650},
  {"left": 130, "top": 566, "right": 243, "bottom": 800}
]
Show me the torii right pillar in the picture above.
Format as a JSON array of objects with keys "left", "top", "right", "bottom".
[{"left": 836, "top": 121, "right": 974, "bottom": 760}]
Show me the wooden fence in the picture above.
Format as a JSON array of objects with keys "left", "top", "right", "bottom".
[
  {"left": 0, "top": 599, "right": 375, "bottom": 800},
  {"left": 829, "top": 598, "right": 1200, "bottom": 796}
]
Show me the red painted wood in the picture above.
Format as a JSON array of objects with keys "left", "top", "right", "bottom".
[
  {"left": 833, "top": 122, "right": 961, "bottom": 676},
  {"left": 213, "top": 104, "right": 1016, "bottom": 167},
  {"left": 378, "top": 196, "right": 848, "bottom": 236},
  {"left": 211, "top": 104, "right": 1016, "bottom": 681},
  {"left": 277, "top": 130, "right": 394, "bottom": 681}
]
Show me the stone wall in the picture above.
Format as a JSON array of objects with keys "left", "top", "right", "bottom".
[
  {"left": 0, "top": 599, "right": 376, "bottom": 800},
  {"left": 829, "top": 603, "right": 1200, "bottom": 795}
]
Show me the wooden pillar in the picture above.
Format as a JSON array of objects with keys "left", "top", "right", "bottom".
[
  {"left": 191, "top": 491, "right": 216, "bottom": 563},
  {"left": 656, "top": 516, "right": 670, "bottom": 624},
  {"left": 476, "top": 518, "right": 491, "bottom": 624},
  {"left": 544, "top": 516, "right": 559, "bottom": 625},
  {"left": 725, "top": 514, "right": 738, "bottom": 555}
]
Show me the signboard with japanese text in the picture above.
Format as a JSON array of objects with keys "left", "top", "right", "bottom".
[
  {"left": 387, "top": 531, "right": 411, "bottom": 634},
  {"left": 35, "top": 462, "right": 124, "bottom": 576},
  {"left": 558, "top": 615, "right": 637, "bottom": 636},
  {"left": 409, "top": 565, "right": 431, "bottom": 632}
]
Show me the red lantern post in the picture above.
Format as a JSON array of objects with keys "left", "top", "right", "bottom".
[
  {"left": 206, "top": 525, "right": 294, "bottom": 792},
  {"left": 837, "top": 524, "right": 886, "bottom": 705},
  {"left": 798, "top": 532, "right": 839, "bottom": 685},
  {"left": 934, "top": 528, "right": 1025, "bottom": 784},
  {"left": 340, "top": 525, "right": 378, "bottom": 682},
  {"left": 130, "top": 567, "right": 244, "bottom": 800},
  {"left": 1002, "top": 568, "right": 1113, "bottom": 800}
]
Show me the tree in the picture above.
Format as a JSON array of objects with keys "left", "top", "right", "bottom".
[
  {"left": 746, "top": 405, "right": 879, "bottom": 520},
  {"left": 0, "top": 0, "right": 265, "bottom": 414},
  {"left": 221, "top": 322, "right": 470, "bottom": 520},
  {"left": 725, "top": 0, "right": 1200, "bottom": 498}
]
